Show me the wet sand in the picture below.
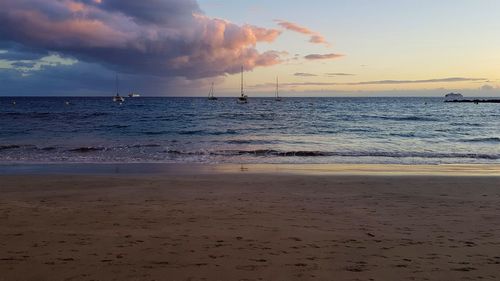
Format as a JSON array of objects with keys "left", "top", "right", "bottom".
[{"left": 0, "top": 164, "right": 500, "bottom": 281}]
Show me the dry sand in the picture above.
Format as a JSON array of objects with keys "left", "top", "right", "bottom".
[{"left": 0, "top": 164, "right": 499, "bottom": 281}]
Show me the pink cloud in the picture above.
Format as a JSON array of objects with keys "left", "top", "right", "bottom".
[
  {"left": 275, "top": 20, "right": 330, "bottom": 46},
  {"left": 0, "top": 0, "right": 284, "bottom": 79},
  {"left": 275, "top": 20, "right": 314, "bottom": 35},
  {"left": 309, "top": 34, "right": 328, "bottom": 45}
]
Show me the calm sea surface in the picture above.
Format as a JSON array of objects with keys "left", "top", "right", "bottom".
[{"left": 0, "top": 97, "right": 499, "bottom": 164}]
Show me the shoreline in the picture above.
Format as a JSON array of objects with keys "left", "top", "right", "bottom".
[{"left": 1, "top": 162, "right": 500, "bottom": 176}]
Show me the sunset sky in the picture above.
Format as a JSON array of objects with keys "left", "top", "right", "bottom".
[{"left": 0, "top": 0, "right": 499, "bottom": 96}]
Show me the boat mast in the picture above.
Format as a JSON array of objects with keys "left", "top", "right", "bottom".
[
  {"left": 240, "top": 66, "right": 244, "bottom": 97},
  {"left": 209, "top": 82, "right": 214, "bottom": 98},
  {"left": 276, "top": 76, "right": 279, "bottom": 98},
  {"left": 115, "top": 73, "right": 119, "bottom": 95}
]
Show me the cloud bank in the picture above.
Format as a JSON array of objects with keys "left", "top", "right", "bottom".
[
  {"left": 295, "top": 72, "right": 355, "bottom": 77},
  {"left": 352, "top": 77, "right": 487, "bottom": 85},
  {"left": 0, "top": 0, "right": 283, "bottom": 79},
  {"left": 250, "top": 77, "right": 488, "bottom": 89},
  {"left": 326, "top": 73, "right": 355, "bottom": 76},
  {"left": 294, "top": 72, "right": 317, "bottom": 77},
  {"left": 304, "top": 53, "right": 344, "bottom": 60}
]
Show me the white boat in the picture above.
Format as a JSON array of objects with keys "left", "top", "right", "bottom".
[
  {"left": 113, "top": 94, "right": 125, "bottom": 103},
  {"left": 445, "top": 93, "right": 464, "bottom": 102},
  {"left": 275, "top": 76, "right": 282, "bottom": 101},
  {"left": 128, "top": 93, "right": 141, "bottom": 98},
  {"left": 113, "top": 74, "right": 125, "bottom": 103},
  {"left": 237, "top": 66, "right": 248, "bottom": 104},
  {"left": 208, "top": 82, "right": 218, "bottom": 101}
]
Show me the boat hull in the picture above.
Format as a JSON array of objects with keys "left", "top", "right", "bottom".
[{"left": 445, "top": 99, "right": 500, "bottom": 103}]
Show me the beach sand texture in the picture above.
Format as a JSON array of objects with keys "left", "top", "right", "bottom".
[{"left": 1, "top": 170, "right": 500, "bottom": 280}]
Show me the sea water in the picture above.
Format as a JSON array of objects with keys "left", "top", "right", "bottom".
[{"left": 0, "top": 97, "right": 499, "bottom": 164}]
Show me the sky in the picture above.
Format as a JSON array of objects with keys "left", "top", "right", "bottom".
[{"left": 0, "top": 0, "right": 499, "bottom": 97}]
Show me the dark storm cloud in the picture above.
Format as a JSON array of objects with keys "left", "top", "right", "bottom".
[
  {"left": 0, "top": 43, "right": 50, "bottom": 61},
  {"left": 10, "top": 61, "right": 37, "bottom": 68},
  {"left": 96, "top": 0, "right": 201, "bottom": 25},
  {"left": 0, "top": 60, "right": 215, "bottom": 96},
  {"left": 0, "top": 0, "right": 282, "bottom": 79}
]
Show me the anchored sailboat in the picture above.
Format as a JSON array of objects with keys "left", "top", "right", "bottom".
[
  {"left": 113, "top": 74, "right": 125, "bottom": 103},
  {"left": 237, "top": 66, "right": 248, "bottom": 104},
  {"left": 208, "top": 82, "right": 218, "bottom": 100},
  {"left": 275, "top": 76, "right": 282, "bottom": 101}
]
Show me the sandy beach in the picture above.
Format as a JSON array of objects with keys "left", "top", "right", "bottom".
[{"left": 1, "top": 164, "right": 500, "bottom": 281}]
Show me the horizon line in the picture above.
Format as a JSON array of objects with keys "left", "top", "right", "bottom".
[{"left": 2, "top": 95, "right": 498, "bottom": 98}]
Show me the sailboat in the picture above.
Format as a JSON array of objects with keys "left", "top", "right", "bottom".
[
  {"left": 113, "top": 74, "right": 125, "bottom": 103},
  {"left": 208, "top": 82, "right": 218, "bottom": 100},
  {"left": 237, "top": 66, "right": 248, "bottom": 104},
  {"left": 275, "top": 76, "right": 282, "bottom": 101}
]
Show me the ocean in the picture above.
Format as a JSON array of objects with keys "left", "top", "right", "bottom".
[{"left": 0, "top": 97, "right": 499, "bottom": 164}]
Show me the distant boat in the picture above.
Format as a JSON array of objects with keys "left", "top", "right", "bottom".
[
  {"left": 445, "top": 93, "right": 464, "bottom": 102},
  {"left": 208, "top": 82, "right": 218, "bottom": 101},
  {"left": 113, "top": 74, "right": 125, "bottom": 103},
  {"left": 275, "top": 76, "right": 282, "bottom": 101},
  {"left": 237, "top": 66, "right": 248, "bottom": 104},
  {"left": 128, "top": 93, "right": 141, "bottom": 98},
  {"left": 444, "top": 92, "right": 500, "bottom": 103},
  {"left": 113, "top": 94, "right": 125, "bottom": 103}
]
